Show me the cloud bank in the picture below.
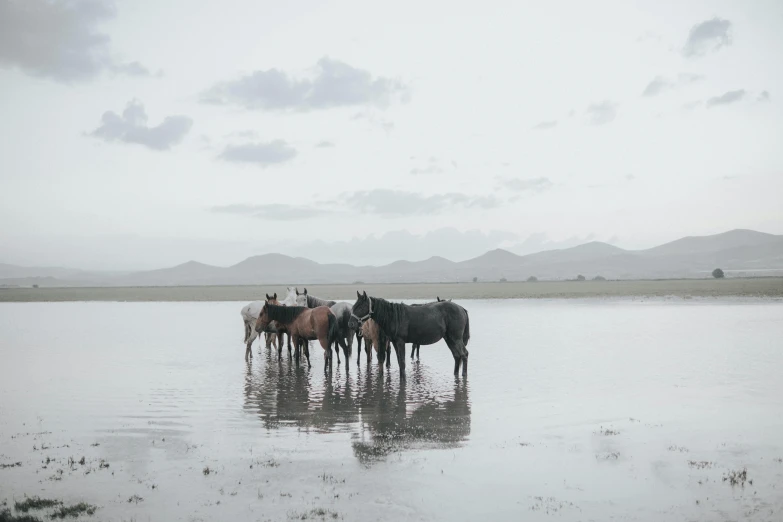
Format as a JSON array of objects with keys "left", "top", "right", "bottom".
[
  {"left": 202, "top": 57, "right": 408, "bottom": 111},
  {"left": 0, "top": 0, "right": 151, "bottom": 82},
  {"left": 89, "top": 100, "right": 192, "bottom": 150}
]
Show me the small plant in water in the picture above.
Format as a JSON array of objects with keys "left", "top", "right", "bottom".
[
  {"left": 287, "top": 508, "right": 341, "bottom": 520},
  {"left": 0, "top": 462, "right": 22, "bottom": 469},
  {"left": 50, "top": 502, "right": 98, "bottom": 519},
  {"left": 688, "top": 461, "right": 714, "bottom": 470},
  {"left": 14, "top": 497, "right": 63, "bottom": 513},
  {"left": 595, "top": 452, "right": 620, "bottom": 461},
  {"left": 723, "top": 468, "right": 751, "bottom": 487},
  {"left": 98, "top": 460, "right": 109, "bottom": 469},
  {"left": 202, "top": 466, "right": 212, "bottom": 476},
  {"left": 127, "top": 495, "right": 144, "bottom": 504},
  {"left": 1, "top": 508, "right": 45, "bottom": 522}
]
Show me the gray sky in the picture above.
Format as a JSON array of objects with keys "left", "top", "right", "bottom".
[{"left": 1, "top": 0, "right": 782, "bottom": 270}]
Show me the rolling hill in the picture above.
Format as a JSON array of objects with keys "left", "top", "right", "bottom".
[{"left": 2, "top": 229, "right": 782, "bottom": 287}]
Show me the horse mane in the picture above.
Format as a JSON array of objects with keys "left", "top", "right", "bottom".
[
  {"left": 266, "top": 304, "right": 307, "bottom": 324},
  {"left": 411, "top": 300, "right": 439, "bottom": 307},
  {"left": 306, "top": 294, "right": 336, "bottom": 308},
  {"left": 368, "top": 297, "right": 406, "bottom": 338}
]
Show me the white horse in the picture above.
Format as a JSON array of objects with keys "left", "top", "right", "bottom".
[{"left": 240, "top": 287, "right": 299, "bottom": 360}]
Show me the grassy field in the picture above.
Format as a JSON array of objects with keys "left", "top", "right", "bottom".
[{"left": 1, "top": 278, "right": 782, "bottom": 302}]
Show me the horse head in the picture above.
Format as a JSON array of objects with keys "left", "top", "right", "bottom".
[
  {"left": 281, "top": 287, "right": 297, "bottom": 306},
  {"left": 351, "top": 290, "right": 371, "bottom": 324},
  {"left": 295, "top": 287, "right": 308, "bottom": 307},
  {"left": 265, "top": 293, "right": 279, "bottom": 305},
  {"left": 254, "top": 302, "right": 272, "bottom": 333}
]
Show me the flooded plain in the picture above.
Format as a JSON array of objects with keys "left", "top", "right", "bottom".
[{"left": 1, "top": 298, "right": 783, "bottom": 521}]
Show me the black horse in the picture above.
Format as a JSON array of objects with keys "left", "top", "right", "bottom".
[
  {"left": 350, "top": 291, "right": 470, "bottom": 378},
  {"left": 409, "top": 296, "right": 453, "bottom": 360}
]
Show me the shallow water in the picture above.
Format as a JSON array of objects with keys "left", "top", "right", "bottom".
[{"left": 1, "top": 299, "right": 782, "bottom": 521}]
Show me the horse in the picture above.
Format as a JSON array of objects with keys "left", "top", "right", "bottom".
[
  {"left": 255, "top": 303, "right": 346, "bottom": 370},
  {"left": 241, "top": 300, "right": 278, "bottom": 361},
  {"left": 296, "top": 288, "right": 356, "bottom": 364},
  {"left": 410, "top": 296, "right": 453, "bottom": 360},
  {"left": 358, "top": 318, "right": 391, "bottom": 368},
  {"left": 351, "top": 291, "right": 470, "bottom": 378},
  {"left": 239, "top": 287, "right": 300, "bottom": 361},
  {"left": 269, "top": 286, "right": 299, "bottom": 356}
]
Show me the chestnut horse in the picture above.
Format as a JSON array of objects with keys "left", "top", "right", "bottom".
[
  {"left": 255, "top": 303, "right": 346, "bottom": 369},
  {"left": 356, "top": 318, "right": 391, "bottom": 368}
]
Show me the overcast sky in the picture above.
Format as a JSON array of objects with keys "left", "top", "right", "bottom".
[{"left": 1, "top": 0, "right": 782, "bottom": 270}]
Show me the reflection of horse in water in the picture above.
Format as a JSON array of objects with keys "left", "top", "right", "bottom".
[
  {"left": 241, "top": 353, "right": 471, "bottom": 460},
  {"left": 352, "top": 370, "right": 471, "bottom": 465},
  {"left": 242, "top": 349, "right": 360, "bottom": 433}
]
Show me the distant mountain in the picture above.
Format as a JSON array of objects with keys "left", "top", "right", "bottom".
[
  {"left": 2, "top": 229, "right": 782, "bottom": 287},
  {"left": 0, "top": 263, "right": 127, "bottom": 284},
  {"left": 643, "top": 229, "right": 781, "bottom": 256}
]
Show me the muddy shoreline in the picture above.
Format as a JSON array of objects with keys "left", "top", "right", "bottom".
[{"left": 2, "top": 277, "right": 783, "bottom": 302}]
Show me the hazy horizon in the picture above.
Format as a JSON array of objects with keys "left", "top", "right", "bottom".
[
  {"left": 0, "top": 226, "right": 780, "bottom": 272},
  {"left": 2, "top": 1, "right": 782, "bottom": 271}
]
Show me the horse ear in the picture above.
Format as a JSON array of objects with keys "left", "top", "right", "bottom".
[
  {"left": 357, "top": 290, "right": 361, "bottom": 299},
  {"left": 295, "top": 288, "right": 299, "bottom": 295},
  {"left": 304, "top": 288, "right": 308, "bottom": 295},
  {"left": 363, "top": 290, "right": 367, "bottom": 298},
  {"left": 273, "top": 293, "right": 277, "bottom": 299},
  {"left": 266, "top": 293, "right": 271, "bottom": 300},
  {"left": 437, "top": 296, "right": 441, "bottom": 301}
]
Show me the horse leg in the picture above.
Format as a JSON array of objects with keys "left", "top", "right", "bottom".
[
  {"left": 392, "top": 340, "right": 406, "bottom": 379},
  {"left": 445, "top": 339, "right": 462, "bottom": 376},
  {"left": 289, "top": 335, "right": 297, "bottom": 364},
  {"left": 333, "top": 340, "right": 341, "bottom": 364},
  {"left": 345, "top": 330, "right": 354, "bottom": 361},
  {"left": 245, "top": 342, "right": 251, "bottom": 361},
  {"left": 303, "top": 340, "right": 311, "bottom": 368},
  {"left": 385, "top": 340, "right": 391, "bottom": 369}
]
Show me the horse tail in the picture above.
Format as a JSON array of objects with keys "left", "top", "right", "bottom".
[
  {"left": 328, "top": 312, "right": 347, "bottom": 349},
  {"left": 462, "top": 309, "right": 470, "bottom": 347}
]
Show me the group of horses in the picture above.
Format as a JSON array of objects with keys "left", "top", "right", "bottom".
[{"left": 241, "top": 287, "right": 471, "bottom": 378}]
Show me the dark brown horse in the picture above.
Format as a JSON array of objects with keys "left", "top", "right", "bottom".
[
  {"left": 351, "top": 291, "right": 470, "bottom": 378},
  {"left": 255, "top": 303, "right": 346, "bottom": 369},
  {"left": 265, "top": 293, "right": 297, "bottom": 358}
]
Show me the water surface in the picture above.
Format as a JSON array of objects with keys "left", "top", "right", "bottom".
[{"left": 1, "top": 299, "right": 782, "bottom": 521}]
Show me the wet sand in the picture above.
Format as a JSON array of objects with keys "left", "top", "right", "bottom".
[
  {"left": 1, "top": 299, "right": 782, "bottom": 521},
  {"left": 2, "top": 277, "right": 783, "bottom": 302}
]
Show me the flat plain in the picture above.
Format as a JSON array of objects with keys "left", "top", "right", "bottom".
[{"left": 2, "top": 277, "right": 783, "bottom": 302}]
